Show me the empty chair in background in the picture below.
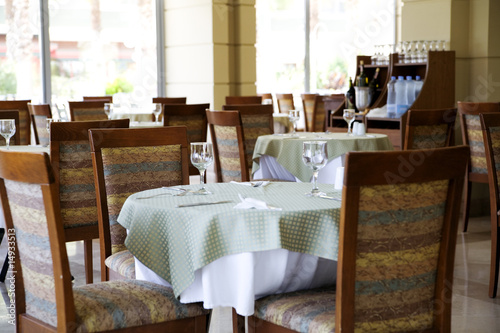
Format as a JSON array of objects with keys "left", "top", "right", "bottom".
[
  {"left": 458, "top": 101, "right": 500, "bottom": 232},
  {"left": 403, "top": 108, "right": 457, "bottom": 150},
  {"left": 0, "top": 110, "right": 20, "bottom": 146},
  {"left": 206, "top": 110, "right": 250, "bottom": 183},
  {"left": 301, "top": 93, "right": 330, "bottom": 132},
  {"left": 68, "top": 100, "right": 108, "bottom": 121},
  {"left": 162, "top": 103, "right": 209, "bottom": 176},
  {"left": 0, "top": 100, "right": 31, "bottom": 145},
  {"left": 0, "top": 149, "right": 209, "bottom": 333},
  {"left": 82, "top": 95, "right": 113, "bottom": 103},
  {"left": 276, "top": 93, "right": 295, "bottom": 114},
  {"left": 50, "top": 119, "right": 130, "bottom": 284},
  {"left": 28, "top": 103, "right": 53, "bottom": 147},
  {"left": 225, "top": 95, "right": 263, "bottom": 105},
  {"left": 152, "top": 97, "right": 187, "bottom": 122}
]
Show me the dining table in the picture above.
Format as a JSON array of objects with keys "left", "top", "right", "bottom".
[
  {"left": 252, "top": 131, "right": 393, "bottom": 184},
  {"left": 117, "top": 182, "right": 340, "bottom": 316}
]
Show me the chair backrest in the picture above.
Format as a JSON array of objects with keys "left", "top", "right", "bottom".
[
  {"left": 83, "top": 96, "right": 113, "bottom": 103},
  {"left": 337, "top": 146, "right": 469, "bottom": 332},
  {"left": 323, "top": 94, "right": 345, "bottom": 128},
  {"left": 404, "top": 108, "right": 457, "bottom": 150},
  {"left": 0, "top": 100, "right": 31, "bottom": 145},
  {"left": 0, "top": 150, "right": 76, "bottom": 330},
  {"left": 258, "top": 93, "right": 273, "bottom": 104},
  {"left": 50, "top": 119, "right": 130, "bottom": 233},
  {"left": 0, "top": 110, "right": 21, "bottom": 146},
  {"left": 225, "top": 96, "right": 263, "bottom": 105},
  {"left": 152, "top": 97, "right": 187, "bottom": 104},
  {"left": 89, "top": 126, "right": 189, "bottom": 281},
  {"left": 301, "top": 93, "right": 327, "bottom": 132},
  {"left": 206, "top": 110, "right": 249, "bottom": 182},
  {"left": 68, "top": 101, "right": 108, "bottom": 121},
  {"left": 222, "top": 104, "right": 273, "bottom": 169},
  {"left": 163, "top": 103, "right": 209, "bottom": 176},
  {"left": 28, "top": 103, "right": 53, "bottom": 146},
  {"left": 480, "top": 112, "right": 500, "bottom": 224},
  {"left": 276, "top": 93, "right": 295, "bottom": 114},
  {"left": 458, "top": 101, "right": 500, "bottom": 177}
]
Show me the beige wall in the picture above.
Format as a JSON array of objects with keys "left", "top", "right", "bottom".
[{"left": 163, "top": 0, "right": 256, "bottom": 109}]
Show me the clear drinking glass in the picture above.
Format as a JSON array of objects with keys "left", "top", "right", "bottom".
[
  {"left": 190, "top": 142, "right": 214, "bottom": 195},
  {"left": 46, "top": 118, "right": 53, "bottom": 135},
  {"left": 302, "top": 141, "right": 328, "bottom": 197},
  {"left": 0, "top": 119, "right": 16, "bottom": 150},
  {"left": 153, "top": 103, "right": 162, "bottom": 124},
  {"left": 288, "top": 110, "right": 300, "bottom": 137},
  {"left": 343, "top": 109, "right": 355, "bottom": 135},
  {"left": 104, "top": 103, "right": 113, "bottom": 120}
]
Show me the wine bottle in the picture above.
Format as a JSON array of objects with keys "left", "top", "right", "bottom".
[
  {"left": 368, "top": 67, "right": 380, "bottom": 106},
  {"left": 345, "top": 77, "right": 357, "bottom": 111},
  {"left": 356, "top": 60, "right": 368, "bottom": 87}
]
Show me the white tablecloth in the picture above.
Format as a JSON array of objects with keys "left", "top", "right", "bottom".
[{"left": 135, "top": 249, "right": 337, "bottom": 316}]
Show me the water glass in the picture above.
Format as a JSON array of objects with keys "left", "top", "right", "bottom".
[
  {"left": 190, "top": 142, "right": 214, "bottom": 195},
  {"left": 0, "top": 119, "right": 16, "bottom": 150},
  {"left": 302, "top": 141, "right": 328, "bottom": 197}
]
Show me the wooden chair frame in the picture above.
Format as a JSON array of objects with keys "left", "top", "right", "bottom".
[
  {"left": 68, "top": 101, "right": 107, "bottom": 121},
  {"left": 82, "top": 96, "right": 113, "bottom": 102},
  {"left": 89, "top": 126, "right": 190, "bottom": 282},
  {"left": 162, "top": 103, "right": 209, "bottom": 176},
  {"left": 0, "top": 110, "right": 21, "bottom": 146},
  {"left": 479, "top": 112, "right": 500, "bottom": 298},
  {"left": 50, "top": 119, "right": 130, "bottom": 284},
  {"left": 225, "top": 96, "right": 263, "bottom": 105},
  {"left": 244, "top": 146, "right": 469, "bottom": 333},
  {"left": 28, "top": 103, "right": 53, "bottom": 146},
  {"left": 301, "top": 93, "right": 330, "bottom": 132},
  {"left": 0, "top": 100, "right": 31, "bottom": 145},
  {"left": 403, "top": 108, "right": 457, "bottom": 150},
  {"left": 0, "top": 150, "right": 207, "bottom": 333},
  {"left": 276, "top": 93, "right": 295, "bottom": 114},
  {"left": 458, "top": 101, "right": 500, "bottom": 232},
  {"left": 206, "top": 110, "right": 250, "bottom": 183}
]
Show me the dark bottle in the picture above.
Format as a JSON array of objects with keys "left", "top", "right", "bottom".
[
  {"left": 368, "top": 67, "right": 380, "bottom": 106},
  {"left": 356, "top": 60, "right": 368, "bottom": 87},
  {"left": 345, "top": 77, "right": 357, "bottom": 111}
]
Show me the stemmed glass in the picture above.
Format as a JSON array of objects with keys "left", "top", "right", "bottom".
[
  {"left": 104, "top": 103, "right": 113, "bottom": 120},
  {"left": 288, "top": 110, "right": 300, "bottom": 137},
  {"left": 153, "top": 103, "right": 162, "bottom": 124},
  {"left": 46, "top": 118, "right": 53, "bottom": 135},
  {"left": 0, "top": 119, "right": 16, "bottom": 150},
  {"left": 343, "top": 109, "right": 355, "bottom": 135},
  {"left": 302, "top": 141, "right": 328, "bottom": 197},
  {"left": 190, "top": 142, "right": 214, "bottom": 195}
]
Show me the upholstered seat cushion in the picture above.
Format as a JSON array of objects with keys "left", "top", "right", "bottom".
[
  {"left": 104, "top": 250, "right": 136, "bottom": 279},
  {"left": 74, "top": 279, "right": 209, "bottom": 332},
  {"left": 254, "top": 288, "right": 335, "bottom": 333}
]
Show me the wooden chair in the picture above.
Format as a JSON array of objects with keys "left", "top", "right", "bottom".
[
  {"left": 0, "top": 100, "right": 31, "bottom": 145},
  {"left": 301, "top": 93, "right": 330, "bottom": 132},
  {"left": 222, "top": 104, "right": 273, "bottom": 174},
  {"left": 50, "top": 119, "right": 130, "bottom": 284},
  {"left": 82, "top": 95, "right": 113, "bottom": 102},
  {"left": 258, "top": 93, "right": 273, "bottom": 104},
  {"left": 206, "top": 110, "right": 250, "bottom": 182},
  {"left": 152, "top": 97, "right": 188, "bottom": 122},
  {"left": 242, "top": 146, "right": 469, "bottom": 333},
  {"left": 479, "top": 112, "right": 500, "bottom": 298},
  {"left": 276, "top": 93, "right": 295, "bottom": 114},
  {"left": 0, "top": 110, "right": 21, "bottom": 146},
  {"left": 458, "top": 101, "right": 500, "bottom": 232},
  {"left": 324, "top": 94, "right": 345, "bottom": 129},
  {"left": 225, "top": 96, "right": 263, "bottom": 105},
  {"left": 68, "top": 100, "right": 108, "bottom": 121},
  {"left": 28, "top": 103, "right": 53, "bottom": 146},
  {"left": 89, "top": 126, "right": 190, "bottom": 282},
  {"left": 403, "top": 108, "right": 457, "bottom": 150},
  {"left": 0, "top": 150, "right": 209, "bottom": 333},
  {"left": 162, "top": 103, "right": 209, "bottom": 176}
]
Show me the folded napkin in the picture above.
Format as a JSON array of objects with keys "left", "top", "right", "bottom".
[
  {"left": 229, "top": 181, "right": 270, "bottom": 187},
  {"left": 233, "top": 194, "right": 282, "bottom": 210}
]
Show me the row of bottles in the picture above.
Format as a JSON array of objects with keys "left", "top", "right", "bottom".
[
  {"left": 345, "top": 61, "right": 381, "bottom": 112},
  {"left": 386, "top": 76, "right": 423, "bottom": 118}
]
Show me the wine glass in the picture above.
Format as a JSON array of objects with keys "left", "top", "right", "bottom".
[
  {"left": 302, "top": 141, "right": 328, "bottom": 197},
  {"left": 46, "top": 118, "right": 53, "bottom": 135},
  {"left": 153, "top": 103, "right": 162, "bottom": 124},
  {"left": 288, "top": 110, "right": 300, "bottom": 137},
  {"left": 343, "top": 109, "right": 355, "bottom": 135},
  {"left": 104, "top": 103, "right": 113, "bottom": 120},
  {"left": 190, "top": 142, "right": 214, "bottom": 195},
  {"left": 0, "top": 119, "right": 16, "bottom": 150}
]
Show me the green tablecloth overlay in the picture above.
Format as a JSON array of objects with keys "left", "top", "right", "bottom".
[
  {"left": 252, "top": 132, "right": 393, "bottom": 182},
  {"left": 117, "top": 182, "right": 341, "bottom": 297}
]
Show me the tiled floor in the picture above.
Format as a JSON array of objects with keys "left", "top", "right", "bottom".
[{"left": 1, "top": 216, "right": 499, "bottom": 332}]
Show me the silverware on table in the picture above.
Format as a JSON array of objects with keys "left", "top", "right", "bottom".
[
  {"left": 176, "top": 200, "right": 233, "bottom": 208},
  {"left": 318, "top": 195, "right": 342, "bottom": 201}
]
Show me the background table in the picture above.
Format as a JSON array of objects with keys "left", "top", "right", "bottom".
[
  {"left": 252, "top": 132, "right": 393, "bottom": 183},
  {"left": 118, "top": 182, "right": 340, "bottom": 315}
]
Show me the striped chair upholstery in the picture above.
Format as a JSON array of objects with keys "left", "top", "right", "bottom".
[
  {"left": 465, "top": 114, "right": 487, "bottom": 174},
  {"left": 72, "top": 107, "right": 108, "bottom": 121},
  {"left": 302, "top": 96, "right": 316, "bottom": 132},
  {"left": 104, "top": 250, "right": 136, "bottom": 280},
  {"left": 4, "top": 179, "right": 58, "bottom": 327},
  {"left": 314, "top": 97, "right": 326, "bottom": 132},
  {"left": 59, "top": 140, "right": 98, "bottom": 229},
  {"left": 33, "top": 115, "right": 50, "bottom": 147},
  {"left": 410, "top": 124, "right": 449, "bottom": 149},
  {"left": 101, "top": 145, "right": 184, "bottom": 258},
  {"left": 276, "top": 94, "right": 295, "bottom": 114},
  {"left": 213, "top": 125, "right": 243, "bottom": 182},
  {"left": 240, "top": 114, "right": 273, "bottom": 169}
]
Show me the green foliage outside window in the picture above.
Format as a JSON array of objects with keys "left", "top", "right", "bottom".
[{"left": 105, "top": 77, "right": 133, "bottom": 95}]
